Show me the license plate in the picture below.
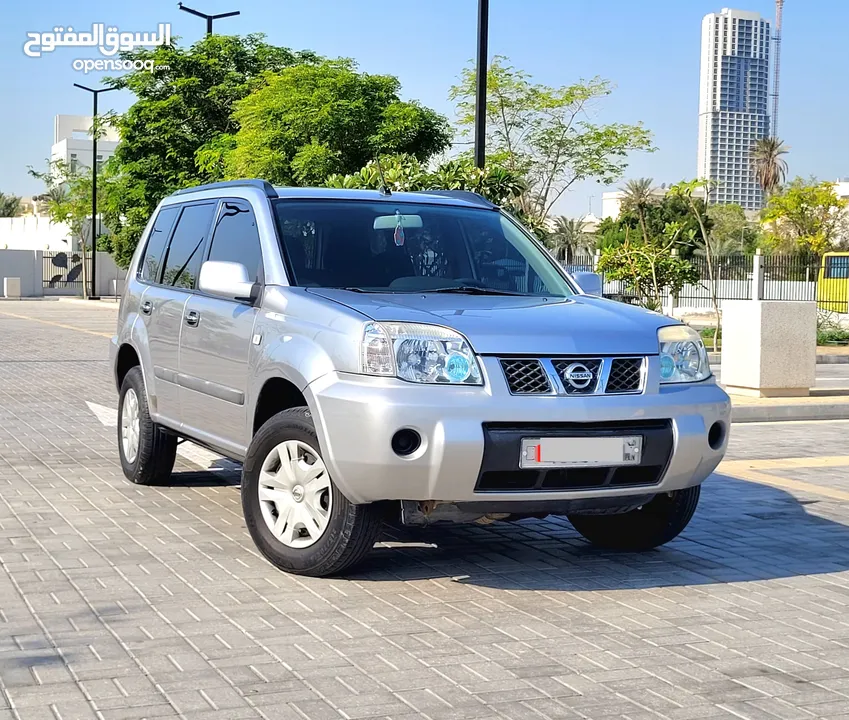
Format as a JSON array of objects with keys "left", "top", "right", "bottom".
[{"left": 520, "top": 436, "right": 642, "bottom": 468}]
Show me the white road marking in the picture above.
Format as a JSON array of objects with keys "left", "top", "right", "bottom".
[
  {"left": 86, "top": 401, "right": 117, "bottom": 427},
  {"left": 86, "top": 401, "right": 239, "bottom": 472}
]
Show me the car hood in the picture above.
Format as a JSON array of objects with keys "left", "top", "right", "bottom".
[{"left": 306, "top": 289, "right": 673, "bottom": 355}]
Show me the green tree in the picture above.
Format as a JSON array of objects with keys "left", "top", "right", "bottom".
[
  {"left": 761, "top": 177, "right": 849, "bottom": 255},
  {"left": 597, "top": 225, "right": 698, "bottom": 312},
  {"left": 102, "top": 34, "right": 321, "bottom": 267},
  {"left": 597, "top": 190, "right": 706, "bottom": 258},
  {"left": 670, "top": 179, "right": 721, "bottom": 349},
  {"left": 706, "top": 203, "right": 760, "bottom": 254},
  {"left": 325, "top": 153, "right": 527, "bottom": 212},
  {"left": 619, "top": 178, "right": 657, "bottom": 244},
  {"left": 223, "top": 60, "right": 450, "bottom": 185},
  {"left": 28, "top": 161, "right": 102, "bottom": 298},
  {"left": 0, "top": 192, "right": 22, "bottom": 217},
  {"left": 751, "top": 137, "right": 789, "bottom": 198},
  {"left": 545, "top": 217, "right": 591, "bottom": 263},
  {"left": 449, "top": 56, "right": 653, "bottom": 225}
]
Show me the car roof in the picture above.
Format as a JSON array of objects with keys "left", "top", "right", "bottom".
[{"left": 166, "top": 180, "right": 498, "bottom": 210}]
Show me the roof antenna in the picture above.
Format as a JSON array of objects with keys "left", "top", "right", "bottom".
[{"left": 374, "top": 156, "right": 391, "bottom": 196}]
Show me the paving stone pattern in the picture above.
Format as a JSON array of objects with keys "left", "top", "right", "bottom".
[{"left": 1, "top": 301, "right": 849, "bottom": 719}]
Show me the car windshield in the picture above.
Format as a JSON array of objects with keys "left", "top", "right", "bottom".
[{"left": 272, "top": 199, "right": 575, "bottom": 296}]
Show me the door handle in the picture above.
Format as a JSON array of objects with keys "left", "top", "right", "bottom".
[
  {"left": 140, "top": 301, "right": 152, "bottom": 315},
  {"left": 185, "top": 310, "right": 200, "bottom": 327}
]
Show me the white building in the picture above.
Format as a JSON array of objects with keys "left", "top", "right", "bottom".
[
  {"left": 51, "top": 115, "right": 120, "bottom": 176},
  {"left": 601, "top": 184, "right": 706, "bottom": 220},
  {"left": 697, "top": 8, "right": 771, "bottom": 211},
  {"left": 835, "top": 179, "right": 849, "bottom": 203}
]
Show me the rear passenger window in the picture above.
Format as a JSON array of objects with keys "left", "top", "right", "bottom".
[
  {"left": 161, "top": 203, "right": 216, "bottom": 290},
  {"left": 140, "top": 206, "right": 179, "bottom": 283},
  {"left": 207, "top": 201, "right": 263, "bottom": 283}
]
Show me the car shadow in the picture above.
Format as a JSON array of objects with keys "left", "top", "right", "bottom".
[
  {"left": 344, "top": 473, "right": 849, "bottom": 590},
  {"left": 168, "top": 466, "right": 241, "bottom": 488}
]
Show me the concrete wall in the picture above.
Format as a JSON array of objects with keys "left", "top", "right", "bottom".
[
  {"left": 0, "top": 250, "right": 43, "bottom": 298},
  {"left": 0, "top": 217, "right": 73, "bottom": 251}
]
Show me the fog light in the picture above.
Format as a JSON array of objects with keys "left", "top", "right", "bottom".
[
  {"left": 708, "top": 421, "right": 725, "bottom": 450},
  {"left": 391, "top": 429, "right": 421, "bottom": 457}
]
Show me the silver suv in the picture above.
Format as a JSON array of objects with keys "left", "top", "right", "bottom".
[{"left": 112, "top": 180, "right": 731, "bottom": 577}]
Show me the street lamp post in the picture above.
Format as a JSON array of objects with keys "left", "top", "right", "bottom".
[
  {"left": 473, "top": 0, "right": 490, "bottom": 169},
  {"left": 177, "top": 3, "right": 240, "bottom": 35},
  {"left": 73, "top": 83, "right": 117, "bottom": 300}
]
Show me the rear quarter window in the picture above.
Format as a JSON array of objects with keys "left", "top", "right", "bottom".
[{"left": 139, "top": 205, "right": 179, "bottom": 283}]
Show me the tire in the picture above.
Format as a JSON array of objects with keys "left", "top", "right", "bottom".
[
  {"left": 567, "top": 486, "right": 700, "bottom": 551},
  {"left": 118, "top": 366, "right": 178, "bottom": 485},
  {"left": 242, "top": 407, "right": 383, "bottom": 577}
]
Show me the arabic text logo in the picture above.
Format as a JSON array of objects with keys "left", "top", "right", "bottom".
[{"left": 24, "top": 24, "right": 171, "bottom": 58}]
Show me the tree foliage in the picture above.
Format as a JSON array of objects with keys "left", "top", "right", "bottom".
[
  {"left": 751, "top": 137, "right": 789, "bottom": 197},
  {"left": 595, "top": 180, "right": 709, "bottom": 258},
  {"left": 544, "top": 217, "right": 592, "bottom": 263},
  {"left": 0, "top": 192, "right": 22, "bottom": 217},
  {"left": 706, "top": 203, "right": 760, "bottom": 254},
  {"left": 102, "top": 34, "right": 322, "bottom": 267},
  {"left": 761, "top": 177, "right": 849, "bottom": 255},
  {"left": 222, "top": 60, "right": 451, "bottom": 185},
  {"left": 324, "top": 153, "right": 526, "bottom": 207},
  {"left": 597, "top": 225, "right": 698, "bottom": 311},
  {"left": 449, "top": 56, "right": 653, "bottom": 225}
]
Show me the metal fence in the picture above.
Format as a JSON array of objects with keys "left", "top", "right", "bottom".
[
  {"left": 565, "top": 253, "right": 849, "bottom": 313},
  {"left": 43, "top": 251, "right": 89, "bottom": 291}
]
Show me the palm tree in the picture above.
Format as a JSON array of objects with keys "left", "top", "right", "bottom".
[
  {"left": 751, "top": 137, "right": 789, "bottom": 197},
  {"left": 619, "top": 178, "right": 656, "bottom": 243},
  {"left": 0, "top": 192, "right": 21, "bottom": 217},
  {"left": 546, "top": 216, "right": 589, "bottom": 264}
]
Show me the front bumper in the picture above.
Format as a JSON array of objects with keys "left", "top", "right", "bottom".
[{"left": 306, "top": 356, "right": 731, "bottom": 505}]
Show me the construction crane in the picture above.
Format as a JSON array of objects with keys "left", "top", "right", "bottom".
[{"left": 771, "top": 0, "right": 784, "bottom": 138}]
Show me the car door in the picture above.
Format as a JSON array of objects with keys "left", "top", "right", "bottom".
[
  {"left": 148, "top": 200, "right": 218, "bottom": 426},
  {"left": 134, "top": 204, "right": 184, "bottom": 425},
  {"left": 178, "top": 199, "right": 263, "bottom": 456}
]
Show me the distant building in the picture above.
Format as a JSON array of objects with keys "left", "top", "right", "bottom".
[
  {"left": 601, "top": 184, "right": 705, "bottom": 221},
  {"left": 697, "top": 8, "right": 772, "bottom": 211},
  {"left": 51, "top": 115, "right": 120, "bottom": 176},
  {"left": 835, "top": 179, "right": 849, "bottom": 204}
]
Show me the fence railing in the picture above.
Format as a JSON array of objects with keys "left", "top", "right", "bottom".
[
  {"left": 565, "top": 253, "right": 849, "bottom": 313},
  {"left": 43, "top": 251, "right": 90, "bottom": 291}
]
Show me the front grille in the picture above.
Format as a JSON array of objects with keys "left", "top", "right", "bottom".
[
  {"left": 501, "top": 359, "right": 551, "bottom": 394},
  {"left": 552, "top": 358, "right": 602, "bottom": 395},
  {"left": 498, "top": 356, "right": 646, "bottom": 396},
  {"left": 605, "top": 358, "right": 644, "bottom": 394}
]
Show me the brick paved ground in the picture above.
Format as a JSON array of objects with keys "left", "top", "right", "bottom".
[{"left": 2, "top": 300, "right": 849, "bottom": 719}]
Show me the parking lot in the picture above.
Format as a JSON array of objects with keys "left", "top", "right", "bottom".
[{"left": 2, "top": 300, "right": 849, "bottom": 719}]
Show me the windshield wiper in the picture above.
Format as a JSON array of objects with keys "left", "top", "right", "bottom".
[{"left": 424, "top": 286, "right": 527, "bottom": 296}]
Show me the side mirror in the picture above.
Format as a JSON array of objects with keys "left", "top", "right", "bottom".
[
  {"left": 571, "top": 271, "right": 602, "bottom": 297},
  {"left": 198, "top": 261, "right": 258, "bottom": 303}
]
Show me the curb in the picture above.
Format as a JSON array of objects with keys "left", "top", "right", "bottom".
[
  {"left": 711, "top": 353, "right": 849, "bottom": 365},
  {"left": 732, "top": 402, "right": 849, "bottom": 423}
]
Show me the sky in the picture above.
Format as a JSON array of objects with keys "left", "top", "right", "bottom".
[{"left": 1, "top": 0, "right": 847, "bottom": 218}]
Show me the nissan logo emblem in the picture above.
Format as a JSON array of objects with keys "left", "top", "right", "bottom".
[{"left": 563, "top": 362, "right": 594, "bottom": 390}]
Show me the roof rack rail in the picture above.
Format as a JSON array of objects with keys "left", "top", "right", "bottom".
[
  {"left": 170, "top": 179, "right": 277, "bottom": 199},
  {"left": 416, "top": 189, "right": 498, "bottom": 209}
]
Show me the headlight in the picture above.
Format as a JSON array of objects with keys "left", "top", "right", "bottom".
[
  {"left": 361, "top": 322, "right": 483, "bottom": 385},
  {"left": 657, "top": 325, "right": 711, "bottom": 383}
]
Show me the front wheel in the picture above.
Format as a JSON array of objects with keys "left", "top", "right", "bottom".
[
  {"left": 242, "top": 407, "right": 383, "bottom": 577},
  {"left": 118, "top": 366, "right": 177, "bottom": 485},
  {"left": 567, "top": 486, "right": 700, "bottom": 551}
]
